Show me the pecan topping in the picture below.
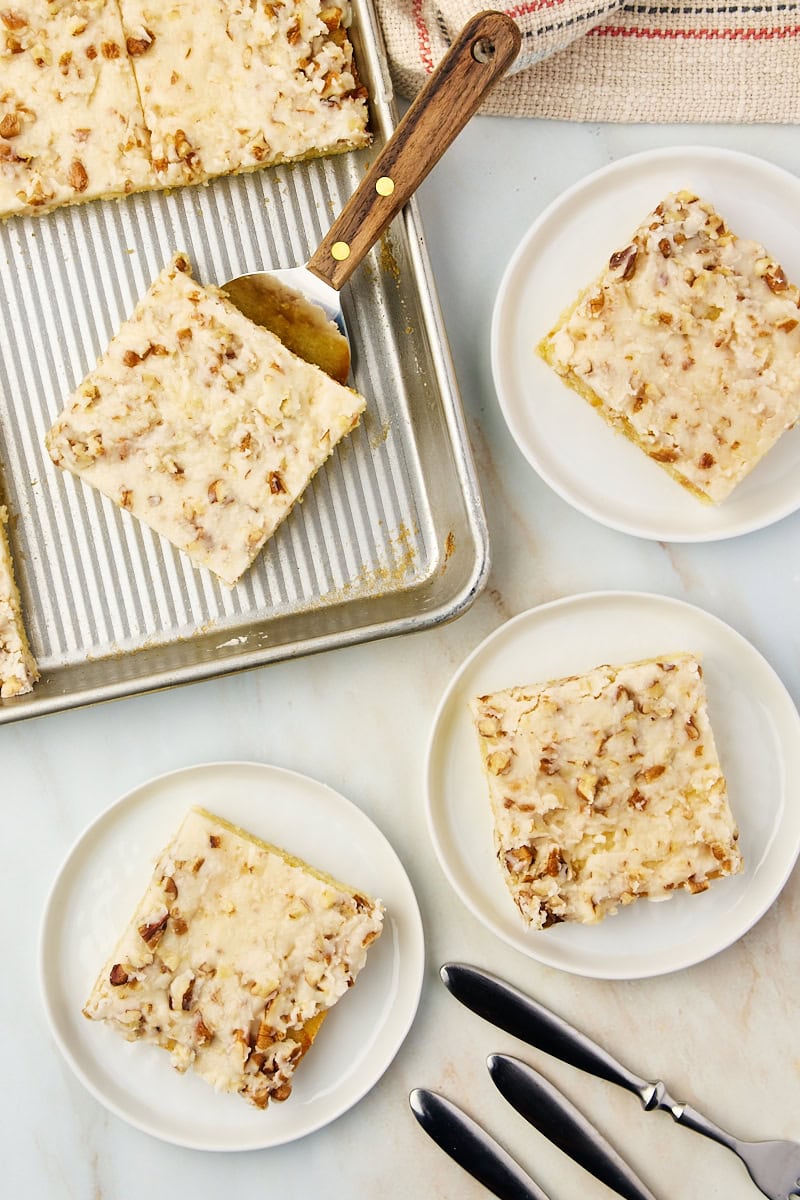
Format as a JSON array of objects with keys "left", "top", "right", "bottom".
[
  {"left": 268, "top": 470, "right": 286, "bottom": 494},
  {"left": 68, "top": 160, "right": 88, "bottom": 193},
  {"left": 544, "top": 847, "right": 564, "bottom": 877},
  {"left": 101, "top": 40, "right": 120, "bottom": 59},
  {"left": 194, "top": 1013, "right": 213, "bottom": 1046},
  {"left": 698, "top": 452, "right": 715, "bottom": 469},
  {"left": 764, "top": 264, "right": 788, "bottom": 293},
  {"left": 0, "top": 112, "right": 20, "bottom": 138},
  {"left": 609, "top": 244, "right": 638, "bottom": 280},
  {"left": 126, "top": 29, "right": 155, "bottom": 56},
  {"left": 138, "top": 912, "right": 168, "bottom": 947},
  {"left": 1, "top": 10, "right": 26, "bottom": 29},
  {"left": 109, "top": 964, "right": 129, "bottom": 986}
]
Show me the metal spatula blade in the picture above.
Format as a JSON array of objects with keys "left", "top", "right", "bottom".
[{"left": 222, "top": 10, "right": 522, "bottom": 383}]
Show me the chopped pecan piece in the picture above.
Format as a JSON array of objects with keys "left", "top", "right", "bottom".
[
  {"left": 608, "top": 244, "right": 638, "bottom": 280},
  {"left": 68, "top": 160, "right": 88, "bottom": 193},
  {"left": 126, "top": 29, "right": 155, "bottom": 56},
  {"left": 138, "top": 912, "right": 168, "bottom": 947},
  {"left": 0, "top": 112, "right": 20, "bottom": 138}
]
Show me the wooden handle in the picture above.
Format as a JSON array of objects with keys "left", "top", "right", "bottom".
[{"left": 307, "top": 10, "right": 521, "bottom": 289}]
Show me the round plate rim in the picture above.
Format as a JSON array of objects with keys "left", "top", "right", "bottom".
[
  {"left": 425, "top": 590, "right": 800, "bottom": 979},
  {"left": 491, "top": 144, "right": 800, "bottom": 543}
]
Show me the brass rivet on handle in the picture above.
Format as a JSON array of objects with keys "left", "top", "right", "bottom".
[
  {"left": 472, "top": 37, "right": 496, "bottom": 63},
  {"left": 331, "top": 241, "right": 351, "bottom": 261},
  {"left": 376, "top": 176, "right": 395, "bottom": 196}
]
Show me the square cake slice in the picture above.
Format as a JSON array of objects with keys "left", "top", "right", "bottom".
[
  {"left": 46, "top": 252, "right": 366, "bottom": 585},
  {"left": 83, "top": 806, "right": 384, "bottom": 1109},
  {"left": 538, "top": 191, "right": 800, "bottom": 503},
  {"left": 116, "top": 0, "right": 369, "bottom": 187},
  {"left": 0, "top": 1, "right": 153, "bottom": 218},
  {"left": 471, "top": 653, "right": 742, "bottom": 929},
  {"left": 0, "top": 504, "right": 38, "bottom": 697}
]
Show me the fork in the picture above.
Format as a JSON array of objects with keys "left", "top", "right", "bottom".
[
  {"left": 441, "top": 962, "right": 800, "bottom": 1200},
  {"left": 655, "top": 1099, "right": 800, "bottom": 1200}
]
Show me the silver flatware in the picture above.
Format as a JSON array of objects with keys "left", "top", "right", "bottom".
[
  {"left": 409, "top": 1088, "right": 550, "bottom": 1200},
  {"left": 223, "top": 11, "right": 521, "bottom": 382},
  {"left": 442, "top": 962, "right": 800, "bottom": 1200},
  {"left": 488, "top": 1053, "right": 658, "bottom": 1200}
]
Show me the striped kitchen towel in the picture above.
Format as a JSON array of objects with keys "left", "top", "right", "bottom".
[{"left": 373, "top": 1, "right": 800, "bottom": 122}]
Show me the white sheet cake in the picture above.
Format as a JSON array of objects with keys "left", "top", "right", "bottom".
[
  {"left": 117, "top": 0, "right": 370, "bottom": 187},
  {"left": 0, "top": 504, "right": 38, "bottom": 698},
  {"left": 471, "top": 653, "right": 743, "bottom": 929},
  {"left": 0, "top": 0, "right": 153, "bottom": 217},
  {"left": 0, "top": 2, "right": 369, "bottom": 217},
  {"left": 46, "top": 253, "right": 366, "bottom": 585},
  {"left": 83, "top": 806, "right": 384, "bottom": 1109},
  {"left": 539, "top": 191, "right": 800, "bottom": 503}
]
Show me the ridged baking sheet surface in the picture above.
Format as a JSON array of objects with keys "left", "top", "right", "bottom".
[{"left": 0, "top": 9, "right": 487, "bottom": 720}]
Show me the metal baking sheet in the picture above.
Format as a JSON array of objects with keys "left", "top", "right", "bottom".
[{"left": 0, "top": 0, "right": 489, "bottom": 724}]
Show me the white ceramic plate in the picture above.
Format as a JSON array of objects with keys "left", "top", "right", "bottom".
[
  {"left": 491, "top": 146, "right": 800, "bottom": 541},
  {"left": 39, "top": 761, "right": 424, "bottom": 1151},
  {"left": 426, "top": 592, "right": 800, "bottom": 979}
]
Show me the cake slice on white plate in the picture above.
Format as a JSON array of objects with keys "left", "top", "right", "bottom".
[
  {"left": 46, "top": 252, "right": 367, "bottom": 585},
  {"left": 471, "top": 652, "right": 743, "bottom": 929},
  {"left": 539, "top": 191, "right": 800, "bottom": 503},
  {"left": 83, "top": 806, "right": 384, "bottom": 1109}
]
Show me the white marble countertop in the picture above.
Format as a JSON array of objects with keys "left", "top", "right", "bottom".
[{"left": 4, "top": 110, "right": 800, "bottom": 1199}]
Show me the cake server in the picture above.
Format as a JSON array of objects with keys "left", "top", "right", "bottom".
[
  {"left": 442, "top": 962, "right": 800, "bottom": 1200},
  {"left": 488, "top": 1053, "right": 658, "bottom": 1200},
  {"left": 409, "top": 1088, "right": 551, "bottom": 1200},
  {"left": 223, "top": 10, "right": 521, "bottom": 382}
]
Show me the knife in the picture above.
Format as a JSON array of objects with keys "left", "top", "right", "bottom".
[
  {"left": 488, "top": 1054, "right": 659, "bottom": 1200},
  {"left": 409, "top": 1088, "right": 551, "bottom": 1200},
  {"left": 441, "top": 962, "right": 680, "bottom": 1114}
]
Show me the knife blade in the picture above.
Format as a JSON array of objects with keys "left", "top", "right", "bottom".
[
  {"left": 488, "top": 1054, "right": 659, "bottom": 1200},
  {"left": 409, "top": 1088, "right": 551, "bottom": 1200},
  {"left": 440, "top": 963, "right": 663, "bottom": 1108}
]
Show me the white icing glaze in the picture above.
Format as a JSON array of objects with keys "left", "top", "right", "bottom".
[
  {"left": 472, "top": 653, "right": 743, "bottom": 928},
  {"left": 542, "top": 192, "right": 800, "bottom": 503}
]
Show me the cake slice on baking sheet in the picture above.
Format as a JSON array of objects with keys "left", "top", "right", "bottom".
[
  {"left": 538, "top": 191, "right": 800, "bottom": 503},
  {"left": 0, "top": 502, "right": 38, "bottom": 698},
  {"left": 83, "top": 806, "right": 384, "bottom": 1109},
  {"left": 471, "top": 652, "right": 743, "bottom": 930},
  {"left": 0, "top": 0, "right": 153, "bottom": 218},
  {"left": 45, "top": 252, "right": 366, "bottom": 586},
  {"left": 116, "top": 0, "right": 370, "bottom": 187}
]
